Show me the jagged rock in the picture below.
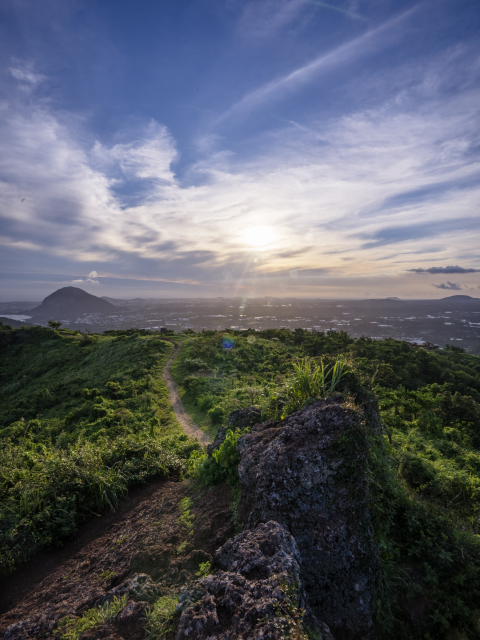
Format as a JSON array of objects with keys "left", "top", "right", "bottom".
[
  {"left": 175, "top": 521, "right": 333, "bottom": 639},
  {"left": 206, "top": 426, "right": 227, "bottom": 457},
  {"left": 215, "top": 520, "right": 302, "bottom": 584},
  {"left": 113, "top": 600, "right": 147, "bottom": 640},
  {"left": 207, "top": 406, "right": 261, "bottom": 457},
  {"left": 228, "top": 406, "right": 262, "bottom": 430},
  {"left": 237, "top": 398, "right": 379, "bottom": 640}
]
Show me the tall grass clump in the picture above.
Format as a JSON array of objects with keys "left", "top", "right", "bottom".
[
  {"left": 57, "top": 595, "right": 127, "bottom": 639},
  {"left": 284, "top": 357, "right": 350, "bottom": 412},
  {"left": 262, "top": 356, "right": 351, "bottom": 419}
]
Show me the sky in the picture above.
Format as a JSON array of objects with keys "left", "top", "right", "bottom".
[{"left": 0, "top": 0, "right": 479, "bottom": 301}]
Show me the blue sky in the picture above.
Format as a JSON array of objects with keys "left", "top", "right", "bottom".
[{"left": 0, "top": 0, "right": 479, "bottom": 300}]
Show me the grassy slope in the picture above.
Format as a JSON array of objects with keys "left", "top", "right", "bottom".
[
  {"left": 0, "top": 326, "right": 202, "bottom": 574},
  {"left": 173, "top": 329, "right": 480, "bottom": 639}
]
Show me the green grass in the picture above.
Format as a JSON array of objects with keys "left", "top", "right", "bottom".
[
  {"left": 0, "top": 325, "right": 203, "bottom": 574},
  {"left": 145, "top": 595, "right": 179, "bottom": 640},
  {"left": 57, "top": 595, "right": 127, "bottom": 640},
  {"left": 3, "top": 323, "right": 480, "bottom": 638}
]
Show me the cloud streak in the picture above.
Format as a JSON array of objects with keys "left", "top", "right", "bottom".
[
  {"left": 216, "top": 4, "right": 420, "bottom": 125},
  {"left": 409, "top": 266, "right": 480, "bottom": 274}
]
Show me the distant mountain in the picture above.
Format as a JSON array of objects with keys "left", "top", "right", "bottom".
[
  {"left": 29, "top": 287, "right": 116, "bottom": 318},
  {"left": 440, "top": 295, "right": 480, "bottom": 302},
  {"left": 100, "top": 296, "right": 124, "bottom": 306},
  {"left": 0, "top": 317, "right": 32, "bottom": 328},
  {"left": 101, "top": 296, "right": 146, "bottom": 306}
]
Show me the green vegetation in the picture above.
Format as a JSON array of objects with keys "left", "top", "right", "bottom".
[
  {"left": 3, "top": 320, "right": 480, "bottom": 638},
  {"left": 145, "top": 595, "right": 179, "bottom": 640},
  {"left": 174, "top": 329, "right": 480, "bottom": 639},
  {"left": 98, "top": 569, "right": 117, "bottom": 581},
  {"left": 196, "top": 560, "right": 211, "bottom": 577},
  {"left": 0, "top": 325, "right": 202, "bottom": 574},
  {"left": 57, "top": 594, "right": 127, "bottom": 640}
]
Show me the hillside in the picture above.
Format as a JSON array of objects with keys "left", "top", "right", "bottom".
[
  {"left": 0, "top": 324, "right": 201, "bottom": 575},
  {"left": 28, "top": 287, "right": 116, "bottom": 319},
  {"left": 1, "top": 324, "right": 480, "bottom": 639}
]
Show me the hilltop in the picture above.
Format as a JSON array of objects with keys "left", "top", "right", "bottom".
[
  {"left": 1, "top": 325, "right": 480, "bottom": 639},
  {"left": 28, "top": 287, "right": 116, "bottom": 319}
]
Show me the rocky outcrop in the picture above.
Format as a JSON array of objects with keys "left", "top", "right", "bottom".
[
  {"left": 175, "top": 520, "right": 334, "bottom": 639},
  {"left": 207, "top": 406, "right": 261, "bottom": 457},
  {"left": 237, "top": 398, "right": 379, "bottom": 640}
]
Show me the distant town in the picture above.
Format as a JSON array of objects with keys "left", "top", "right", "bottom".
[{"left": 1, "top": 288, "right": 480, "bottom": 355}]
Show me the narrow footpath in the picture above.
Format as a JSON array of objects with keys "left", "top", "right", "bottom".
[{"left": 164, "top": 342, "right": 212, "bottom": 445}]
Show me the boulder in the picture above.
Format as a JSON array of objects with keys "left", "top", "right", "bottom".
[
  {"left": 207, "top": 406, "right": 261, "bottom": 457},
  {"left": 175, "top": 521, "right": 334, "bottom": 639},
  {"left": 237, "top": 398, "right": 379, "bottom": 640}
]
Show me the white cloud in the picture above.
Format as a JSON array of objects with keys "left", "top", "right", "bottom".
[
  {"left": 236, "top": 0, "right": 305, "bottom": 41},
  {"left": 10, "top": 61, "right": 46, "bottom": 91},
  {"left": 91, "top": 121, "right": 177, "bottom": 183},
  {"left": 71, "top": 278, "right": 99, "bottom": 284},
  {"left": 1, "top": 41, "right": 480, "bottom": 298}
]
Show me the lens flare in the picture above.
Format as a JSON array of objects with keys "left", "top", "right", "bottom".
[{"left": 222, "top": 335, "right": 235, "bottom": 350}]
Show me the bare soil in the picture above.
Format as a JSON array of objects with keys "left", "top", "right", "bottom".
[
  {"left": 0, "top": 341, "right": 224, "bottom": 640},
  {"left": 164, "top": 343, "right": 212, "bottom": 445},
  {"left": 0, "top": 480, "right": 233, "bottom": 639}
]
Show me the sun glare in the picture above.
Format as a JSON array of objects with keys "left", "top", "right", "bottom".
[{"left": 241, "top": 226, "right": 276, "bottom": 249}]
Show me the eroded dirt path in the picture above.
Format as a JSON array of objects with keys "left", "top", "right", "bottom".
[
  {"left": 164, "top": 343, "right": 212, "bottom": 445},
  {"left": 0, "top": 480, "right": 234, "bottom": 639}
]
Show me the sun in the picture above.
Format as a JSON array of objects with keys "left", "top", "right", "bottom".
[{"left": 241, "top": 225, "right": 277, "bottom": 249}]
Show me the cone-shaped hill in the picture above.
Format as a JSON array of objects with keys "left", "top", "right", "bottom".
[{"left": 29, "top": 287, "right": 116, "bottom": 319}]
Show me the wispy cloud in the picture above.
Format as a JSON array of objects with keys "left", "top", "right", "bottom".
[
  {"left": 9, "top": 60, "right": 46, "bottom": 91},
  {"left": 409, "top": 266, "right": 480, "bottom": 274},
  {"left": 1, "top": 29, "right": 480, "bottom": 298},
  {"left": 216, "top": 4, "right": 420, "bottom": 125},
  {"left": 236, "top": 0, "right": 306, "bottom": 41}
]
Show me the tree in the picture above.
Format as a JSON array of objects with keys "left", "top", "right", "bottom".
[{"left": 48, "top": 320, "right": 62, "bottom": 330}]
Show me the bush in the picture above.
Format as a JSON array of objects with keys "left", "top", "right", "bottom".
[{"left": 208, "top": 406, "right": 224, "bottom": 424}]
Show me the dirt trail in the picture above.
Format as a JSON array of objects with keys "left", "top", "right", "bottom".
[
  {"left": 0, "top": 480, "right": 234, "bottom": 638},
  {"left": 164, "top": 342, "right": 212, "bottom": 445}
]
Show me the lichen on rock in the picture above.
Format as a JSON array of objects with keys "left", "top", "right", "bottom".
[
  {"left": 175, "top": 520, "right": 333, "bottom": 639},
  {"left": 237, "top": 398, "right": 379, "bottom": 640}
]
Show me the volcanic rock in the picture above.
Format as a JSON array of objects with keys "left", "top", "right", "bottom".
[
  {"left": 175, "top": 520, "right": 334, "bottom": 639},
  {"left": 237, "top": 398, "right": 379, "bottom": 640},
  {"left": 207, "top": 406, "right": 261, "bottom": 457}
]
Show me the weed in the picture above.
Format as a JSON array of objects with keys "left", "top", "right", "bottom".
[
  {"left": 176, "top": 540, "right": 188, "bottom": 554},
  {"left": 178, "top": 497, "right": 195, "bottom": 533},
  {"left": 196, "top": 561, "right": 211, "bottom": 577},
  {"left": 111, "top": 534, "right": 129, "bottom": 548},
  {"left": 145, "top": 595, "right": 179, "bottom": 640},
  {"left": 98, "top": 569, "right": 117, "bottom": 581},
  {"left": 57, "top": 594, "right": 126, "bottom": 640}
]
